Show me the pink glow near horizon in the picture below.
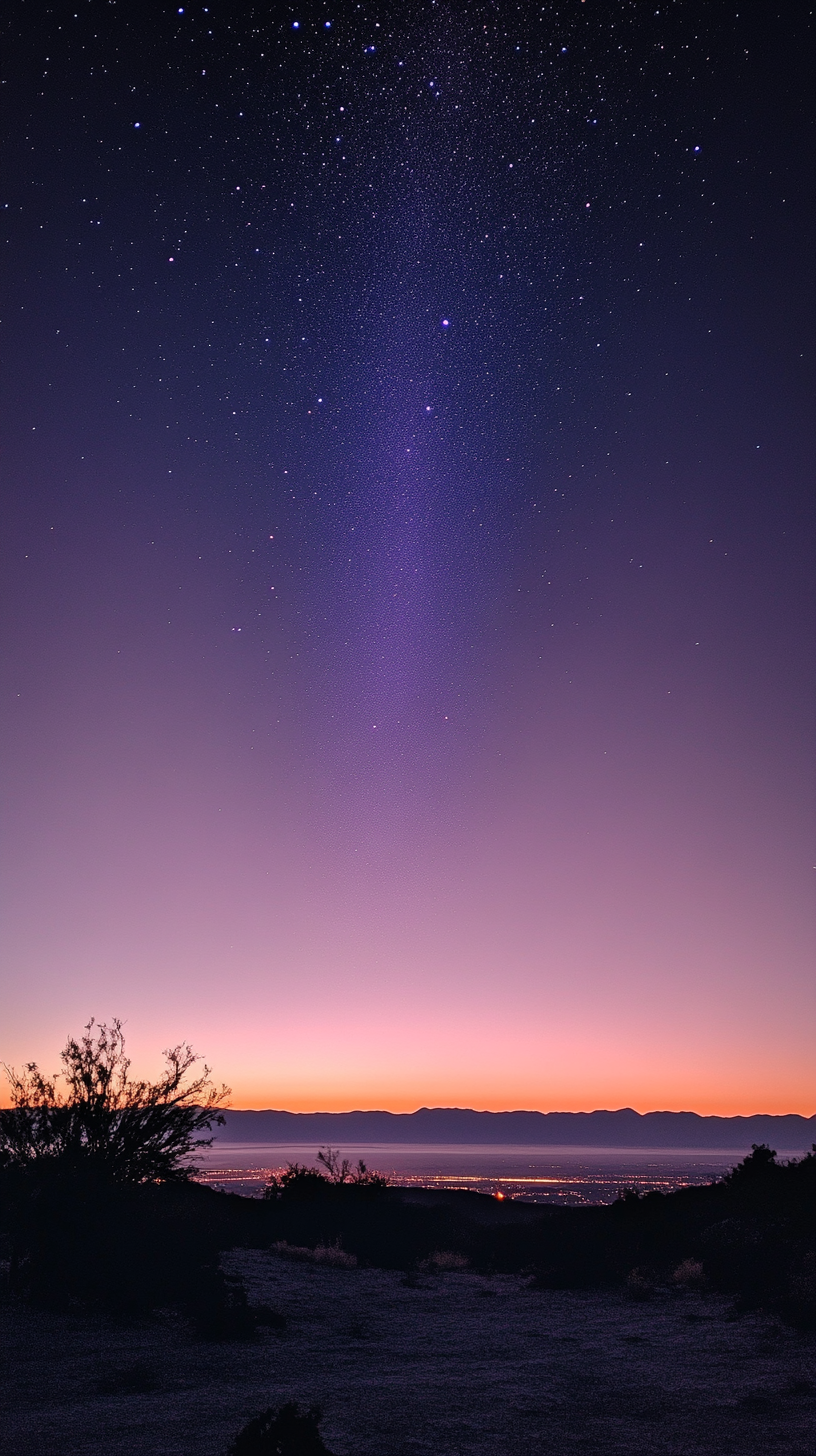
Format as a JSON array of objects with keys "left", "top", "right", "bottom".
[{"left": 2, "top": 605, "right": 813, "bottom": 1117}]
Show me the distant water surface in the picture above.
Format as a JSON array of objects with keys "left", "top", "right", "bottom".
[{"left": 194, "top": 1142, "right": 759, "bottom": 1203}]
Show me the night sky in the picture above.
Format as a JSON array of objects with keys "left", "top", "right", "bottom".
[{"left": 2, "top": 1, "right": 813, "bottom": 1113}]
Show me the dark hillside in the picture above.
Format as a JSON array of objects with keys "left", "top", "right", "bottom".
[{"left": 1, "top": 1146, "right": 812, "bottom": 1330}]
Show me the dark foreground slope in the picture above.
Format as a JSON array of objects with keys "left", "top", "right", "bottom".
[
  {"left": 0, "top": 1149, "right": 813, "bottom": 1454},
  {"left": 3, "top": 1258, "right": 814, "bottom": 1456},
  {"left": 1, "top": 1147, "right": 813, "bottom": 1330}
]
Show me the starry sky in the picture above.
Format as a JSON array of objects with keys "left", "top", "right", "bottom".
[{"left": 2, "top": 1, "right": 813, "bottom": 1114}]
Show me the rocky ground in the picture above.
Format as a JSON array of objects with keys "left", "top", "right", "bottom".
[{"left": 1, "top": 1248, "right": 814, "bottom": 1455}]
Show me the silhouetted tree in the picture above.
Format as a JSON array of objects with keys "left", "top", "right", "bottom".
[
  {"left": 0, "top": 1018, "right": 229, "bottom": 1180},
  {"left": 317, "top": 1145, "right": 389, "bottom": 1187}
]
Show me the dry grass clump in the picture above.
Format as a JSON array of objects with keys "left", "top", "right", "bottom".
[
  {"left": 271, "top": 1241, "right": 357, "bottom": 1269},
  {"left": 672, "top": 1258, "right": 705, "bottom": 1288},
  {"left": 419, "top": 1250, "right": 469, "bottom": 1273}
]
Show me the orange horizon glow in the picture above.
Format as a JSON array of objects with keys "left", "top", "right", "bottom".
[
  {"left": 212, "top": 1088, "right": 816, "bottom": 1120},
  {"left": 2, "top": 1009, "right": 813, "bottom": 1120}
]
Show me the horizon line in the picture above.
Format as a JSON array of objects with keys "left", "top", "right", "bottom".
[{"left": 219, "top": 1105, "right": 816, "bottom": 1120}]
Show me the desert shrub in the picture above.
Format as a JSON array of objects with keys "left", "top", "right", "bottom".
[
  {"left": 229, "top": 1403, "right": 335, "bottom": 1455},
  {"left": 264, "top": 1166, "right": 331, "bottom": 1201}
]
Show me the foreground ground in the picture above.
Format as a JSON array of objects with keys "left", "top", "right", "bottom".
[{"left": 2, "top": 1250, "right": 814, "bottom": 1455}]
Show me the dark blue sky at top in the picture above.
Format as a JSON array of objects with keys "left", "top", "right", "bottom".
[
  {"left": 4, "top": 0, "right": 813, "bottom": 797},
  {"left": 1, "top": 1, "right": 813, "bottom": 1109}
]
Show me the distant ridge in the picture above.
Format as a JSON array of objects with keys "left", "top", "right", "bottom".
[{"left": 215, "top": 1107, "right": 816, "bottom": 1150}]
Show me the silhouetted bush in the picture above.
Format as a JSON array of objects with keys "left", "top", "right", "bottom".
[
  {"left": 264, "top": 1164, "right": 333, "bottom": 1201},
  {"left": 0, "top": 1019, "right": 229, "bottom": 1182},
  {"left": 229, "top": 1403, "right": 336, "bottom": 1455},
  {"left": 263, "top": 1152, "right": 389, "bottom": 1202},
  {"left": 316, "top": 1146, "right": 390, "bottom": 1189}
]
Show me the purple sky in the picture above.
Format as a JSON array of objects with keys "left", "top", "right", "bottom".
[{"left": 1, "top": 2, "right": 813, "bottom": 1113}]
